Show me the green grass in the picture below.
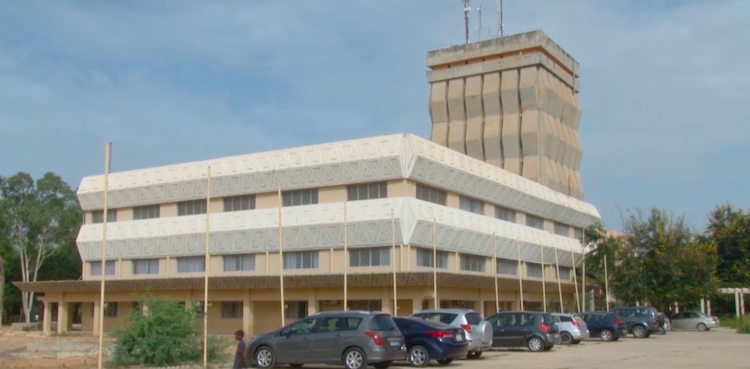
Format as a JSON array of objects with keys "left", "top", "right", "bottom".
[{"left": 720, "top": 316, "right": 750, "bottom": 333}]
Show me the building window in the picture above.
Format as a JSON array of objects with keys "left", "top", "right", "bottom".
[
  {"left": 574, "top": 228, "right": 583, "bottom": 241},
  {"left": 224, "top": 195, "right": 255, "bottom": 212},
  {"left": 460, "top": 254, "right": 486, "bottom": 272},
  {"left": 223, "top": 254, "right": 255, "bottom": 272},
  {"left": 495, "top": 206, "right": 516, "bottom": 223},
  {"left": 417, "top": 248, "right": 448, "bottom": 269},
  {"left": 133, "top": 259, "right": 160, "bottom": 274},
  {"left": 104, "top": 302, "right": 118, "bottom": 317},
  {"left": 348, "top": 300, "right": 382, "bottom": 311},
  {"left": 284, "top": 251, "right": 319, "bottom": 269},
  {"left": 556, "top": 267, "right": 571, "bottom": 280},
  {"left": 349, "top": 247, "right": 390, "bottom": 267},
  {"left": 526, "top": 215, "right": 544, "bottom": 230},
  {"left": 282, "top": 189, "right": 319, "bottom": 207},
  {"left": 133, "top": 205, "right": 160, "bottom": 220},
  {"left": 496, "top": 259, "right": 518, "bottom": 276},
  {"left": 347, "top": 182, "right": 387, "bottom": 201},
  {"left": 177, "top": 256, "right": 205, "bottom": 273},
  {"left": 178, "top": 199, "right": 207, "bottom": 216},
  {"left": 416, "top": 185, "right": 447, "bottom": 206},
  {"left": 459, "top": 196, "right": 484, "bottom": 215},
  {"left": 554, "top": 222, "right": 570, "bottom": 237},
  {"left": 527, "top": 263, "right": 543, "bottom": 278},
  {"left": 91, "top": 209, "right": 117, "bottom": 224},
  {"left": 285, "top": 301, "right": 308, "bottom": 319},
  {"left": 90, "top": 261, "right": 116, "bottom": 276},
  {"left": 221, "top": 302, "right": 242, "bottom": 319}
]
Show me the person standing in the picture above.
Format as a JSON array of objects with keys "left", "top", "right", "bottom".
[{"left": 233, "top": 330, "right": 247, "bottom": 369}]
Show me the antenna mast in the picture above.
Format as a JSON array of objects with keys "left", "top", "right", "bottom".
[
  {"left": 496, "top": 0, "right": 504, "bottom": 37},
  {"left": 476, "top": 3, "right": 483, "bottom": 41},
  {"left": 463, "top": 0, "right": 471, "bottom": 44}
]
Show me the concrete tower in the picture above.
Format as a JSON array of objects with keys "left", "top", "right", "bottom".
[{"left": 427, "top": 30, "right": 584, "bottom": 199}]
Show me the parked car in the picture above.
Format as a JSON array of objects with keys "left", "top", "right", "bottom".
[
  {"left": 671, "top": 312, "right": 718, "bottom": 331},
  {"left": 551, "top": 313, "right": 589, "bottom": 345},
  {"left": 580, "top": 312, "right": 625, "bottom": 342},
  {"left": 392, "top": 317, "right": 469, "bottom": 367},
  {"left": 612, "top": 306, "right": 659, "bottom": 338},
  {"left": 485, "top": 311, "right": 561, "bottom": 352},
  {"left": 411, "top": 309, "right": 492, "bottom": 359},
  {"left": 248, "top": 311, "right": 406, "bottom": 369}
]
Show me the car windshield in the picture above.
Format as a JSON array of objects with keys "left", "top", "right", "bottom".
[
  {"left": 465, "top": 313, "right": 483, "bottom": 325},
  {"left": 368, "top": 314, "right": 397, "bottom": 331}
]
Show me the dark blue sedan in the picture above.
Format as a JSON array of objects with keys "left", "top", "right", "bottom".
[
  {"left": 392, "top": 317, "right": 469, "bottom": 367},
  {"left": 580, "top": 312, "right": 626, "bottom": 341}
]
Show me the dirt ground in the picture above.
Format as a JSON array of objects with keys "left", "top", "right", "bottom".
[{"left": 1, "top": 328, "right": 749, "bottom": 368}]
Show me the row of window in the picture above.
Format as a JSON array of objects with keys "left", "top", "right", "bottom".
[
  {"left": 95, "top": 301, "right": 245, "bottom": 319},
  {"left": 414, "top": 248, "right": 571, "bottom": 278}
]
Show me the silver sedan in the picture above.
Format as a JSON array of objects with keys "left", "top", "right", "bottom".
[{"left": 670, "top": 312, "right": 718, "bottom": 331}]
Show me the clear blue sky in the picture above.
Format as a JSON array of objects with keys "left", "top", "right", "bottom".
[{"left": 1, "top": 0, "right": 748, "bottom": 231}]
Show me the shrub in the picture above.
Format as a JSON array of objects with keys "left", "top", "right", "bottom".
[
  {"left": 736, "top": 317, "right": 750, "bottom": 334},
  {"left": 109, "top": 296, "right": 230, "bottom": 367}
]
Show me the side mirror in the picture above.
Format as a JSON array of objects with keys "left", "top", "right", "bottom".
[{"left": 281, "top": 329, "right": 291, "bottom": 338}]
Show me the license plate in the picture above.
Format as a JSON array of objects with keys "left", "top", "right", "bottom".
[
  {"left": 455, "top": 334, "right": 463, "bottom": 341},
  {"left": 389, "top": 340, "right": 401, "bottom": 347}
]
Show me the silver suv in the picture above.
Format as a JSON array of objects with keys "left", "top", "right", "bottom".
[
  {"left": 411, "top": 309, "right": 492, "bottom": 359},
  {"left": 248, "top": 311, "right": 406, "bottom": 369}
]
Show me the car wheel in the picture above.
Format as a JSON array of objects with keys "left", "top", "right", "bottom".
[
  {"left": 436, "top": 358, "right": 454, "bottom": 365},
  {"left": 374, "top": 361, "right": 393, "bottom": 369},
  {"left": 409, "top": 346, "right": 430, "bottom": 367},
  {"left": 571, "top": 340, "right": 581, "bottom": 345},
  {"left": 560, "top": 332, "right": 573, "bottom": 345},
  {"left": 344, "top": 347, "right": 367, "bottom": 369},
  {"left": 632, "top": 325, "right": 647, "bottom": 338},
  {"left": 698, "top": 323, "right": 708, "bottom": 331},
  {"left": 254, "top": 346, "right": 276, "bottom": 369},
  {"left": 466, "top": 351, "right": 482, "bottom": 359},
  {"left": 527, "top": 337, "right": 544, "bottom": 352},
  {"left": 600, "top": 329, "right": 614, "bottom": 342}
]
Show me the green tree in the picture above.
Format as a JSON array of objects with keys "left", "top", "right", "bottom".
[
  {"left": 582, "top": 223, "right": 620, "bottom": 309},
  {"left": 0, "top": 172, "right": 81, "bottom": 322},
  {"left": 611, "top": 208, "right": 718, "bottom": 312},
  {"left": 703, "top": 204, "right": 750, "bottom": 286}
]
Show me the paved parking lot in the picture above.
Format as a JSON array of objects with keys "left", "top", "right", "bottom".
[{"left": 422, "top": 328, "right": 750, "bottom": 369}]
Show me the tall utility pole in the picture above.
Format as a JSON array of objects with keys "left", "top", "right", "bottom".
[
  {"left": 476, "top": 3, "right": 483, "bottom": 41},
  {"left": 463, "top": 0, "right": 471, "bottom": 44},
  {"left": 496, "top": 0, "right": 503, "bottom": 37}
]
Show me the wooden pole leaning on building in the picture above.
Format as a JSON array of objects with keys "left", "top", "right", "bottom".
[
  {"left": 493, "top": 233, "right": 499, "bottom": 314},
  {"left": 582, "top": 229, "right": 586, "bottom": 312},
  {"left": 97, "top": 142, "right": 112, "bottom": 369},
  {"left": 516, "top": 238, "right": 524, "bottom": 311},
  {"left": 571, "top": 250, "right": 581, "bottom": 313},
  {"left": 391, "top": 209, "right": 397, "bottom": 315},
  {"left": 278, "top": 184, "right": 285, "bottom": 327},
  {"left": 203, "top": 166, "right": 212, "bottom": 368},
  {"left": 604, "top": 254, "right": 610, "bottom": 312},
  {"left": 540, "top": 245, "right": 547, "bottom": 312},
  {"left": 344, "top": 201, "right": 348, "bottom": 311},
  {"left": 433, "top": 218, "right": 438, "bottom": 309},
  {"left": 554, "top": 248, "right": 563, "bottom": 312}
]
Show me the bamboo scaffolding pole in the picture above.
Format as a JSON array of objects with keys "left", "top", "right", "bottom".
[
  {"left": 203, "top": 166, "right": 211, "bottom": 368},
  {"left": 517, "top": 238, "right": 524, "bottom": 311},
  {"left": 96, "top": 142, "right": 111, "bottom": 369},
  {"left": 604, "top": 254, "right": 610, "bottom": 312},
  {"left": 571, "top": 251, "right": 580, "bottom": 313},
  {"left": 555, "top": 248, "right": 563, "bottom": 312},
  {"left": 493, "top": 233, "right": 499, "bottom": 314},
  {"left": 541, "top": 245, "right": 547, "bottom": 312},
  {"left": 582, "top": 229, "right": 586, "bottom": 312},
  {"left": 392, "top": 209, "right": 397, "bottom": 315},
  {"left": 433, "top": 218, "right": 438, "bottom": 309},
  {"left": 278, "top": 184, "right": 285, "bottom": 326},
  {"left": 344, "top": 201, "right": 348, "bottom": 310}
]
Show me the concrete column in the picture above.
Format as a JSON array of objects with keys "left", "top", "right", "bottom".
[
  {"left": 707, "top": 299, "right": 712, "bottom": 316},
  {"left": 92, "top": 301, "right": 100, "bottom": 336},
  {"left": 736, "top": 292, "right": 741, "bottom": 318},
  {"left": 412, "top": 297, "right": 423, "bottom": 314},
  {"left": 307, "top": 289, "right": 318, "bottom": 316},
  {"left": 741, "top": 293, "right": 746, "bottom": 316},
  {"left": 42, "top": 301, "right": 52, "bottom": 335},
  {"left": 701, "top": 298, "right": 706, "bottom": 314},
  {"left": 380, "top": 288, "right": 392, "bottom": 315},
  {"left": 515, "top": 291, "right": 523, "bottom": 310},
  {"left": 57, "top": 301, "right": 69, "bottom": 334},
  {"left": 243, "top": 290, "right": 253, "bottom": 335}
]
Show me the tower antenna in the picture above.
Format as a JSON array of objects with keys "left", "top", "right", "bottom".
[
  {"left": 496, "top": 0, "right": 504, "bottom": 37},
  {"left": 463, "top": 0, "right": 471, "bottom": 44},
  {"left": 476, "top": 3, "right": 483, "bottom": 41}
]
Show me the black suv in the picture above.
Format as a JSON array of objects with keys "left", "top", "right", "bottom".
[
  {"left": 485, "top": 311, "right": 561, "bottom": 352},
  {"left": 612, "top": 306, "right": 659, "bottom": 338}
]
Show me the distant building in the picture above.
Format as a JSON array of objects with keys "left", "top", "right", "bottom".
[{"left": 16, "top": 30, "right": 600, "bottom": 336}]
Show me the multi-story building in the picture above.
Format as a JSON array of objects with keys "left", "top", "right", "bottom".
[{"left": 16, "top": 30, "right": 600, "bottom": 336}]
